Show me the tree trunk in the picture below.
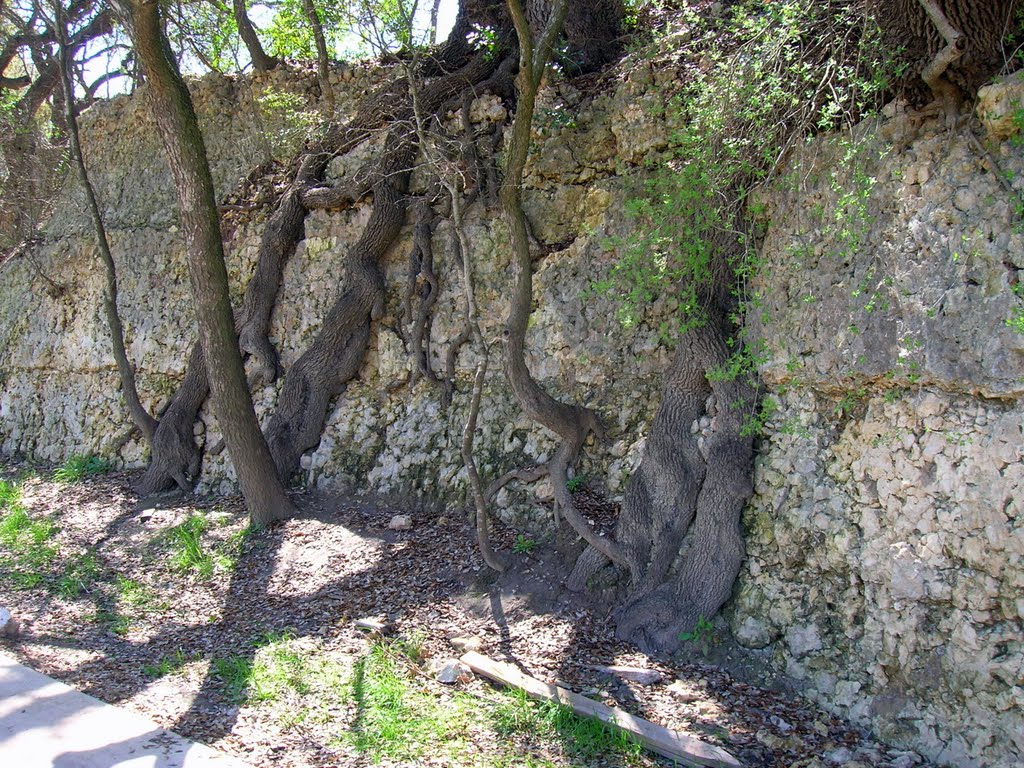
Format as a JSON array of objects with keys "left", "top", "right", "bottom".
[
  {"left": 501, "top": 0, "right": 628, "bottom": 565},
  {"left": 301, "top": 0, "right": 333, "bottom": 113},
  {"left": 137, "top": 10, "right": 510, "bottom": 492},
  {"left": 232, "top": 0, "right": 279, "bottom": 72},
  {"left": 128, "top": 0, "right": 294, "bottom": 526},
  {"left": 53, "top": 0, "right": 157, "bottom": 447},
  {"left": 612, "top": 311, "right": 755, "bottom": 652}
]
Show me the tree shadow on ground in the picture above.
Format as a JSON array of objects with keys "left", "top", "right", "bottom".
[{"left": 1, "top": 470, "right": 779, "bottom": 766}]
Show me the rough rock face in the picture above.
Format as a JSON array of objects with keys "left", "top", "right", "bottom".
[
  {"left": 732, "top": 114, "right": 1024, "bottom": 768},
  {"left": 0, "top": 53, "right": 1021, "bottom": 768}
]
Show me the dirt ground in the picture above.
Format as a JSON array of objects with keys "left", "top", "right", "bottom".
[{"left": 0, "top": 464, "right": 931, "bottom": 768}]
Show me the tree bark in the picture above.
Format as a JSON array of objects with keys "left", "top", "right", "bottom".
[
  {"left": 500, "top": 0, "right": 628, "bottom": 566},
  {"left": 52, "top": 0, "right": 157, "bottom": 447},
  {"left": 301, "top": 0, "right": 333, "bottom": 112},
  {"left": 612, "top": 311, "right": 755, "bottom": 651},
  {"left": 128, "top": 0, "right": 294, "bottom": 526},
  {"left": 232, "top": 0, "right": 278, "bottom": 72}
]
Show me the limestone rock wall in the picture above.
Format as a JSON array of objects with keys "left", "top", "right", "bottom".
[
  {"left": 730, "top": 117, "right": 1024, "bottom": 768},
  {"left": 0, "top": 54, "right": 1021, "bottom": 768}
]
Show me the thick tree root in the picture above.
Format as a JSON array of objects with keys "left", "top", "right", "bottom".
[
  {"left": 264, "top": 46, "right": 512, "bottom": 480},
  {"left": 916, "top": 0, "right": 966, "bottom": 126},
  {"left": 612, "top": 313, "right": 755, "bottom": 652},
  {"left": 403, "top": 195, "right": 443, "bottom": 388},
  {"left": 264, "top": 140, "right": 409, "bottom": 477},
  {"left": 139, "top": 31, "right": 508, "bottom": 491},
  {"left": 135, "top": 348, "right": 207, "bottom": 495}
]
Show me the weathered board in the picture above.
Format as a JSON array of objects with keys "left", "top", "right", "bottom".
[{"left": 460, "top": 651, "right": 742, "bottom": 768}]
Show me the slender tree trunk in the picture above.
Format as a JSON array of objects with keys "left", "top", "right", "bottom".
[
  {"left": 128, "top": 0, "right": 294, "bottom": 526},
  {"left": 301, "top": 0, "right": 333, "bottom": 113},
  {"left": 500, "top": 0, "right": 627, "bottom": 566},
  {"left": 429, "top": 0, "right": 442, "bottom": 44},
  {"left": 52, "top": 0, "right": 157, "bottom": 446},
  {"left": 232, "top": 0, "right": 278, "bottom": 72}
]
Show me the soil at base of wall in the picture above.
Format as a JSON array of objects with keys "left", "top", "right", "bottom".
[{"left": 0, "top": 463, "right": 933, "bottom": 768}]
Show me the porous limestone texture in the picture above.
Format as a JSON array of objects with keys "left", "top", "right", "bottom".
[
  {"left": 0, "top": 50, "right": 1021, "bottom": 768},
  {"left": 730, "top": 111, "right": 1024, "bottom": 768}
]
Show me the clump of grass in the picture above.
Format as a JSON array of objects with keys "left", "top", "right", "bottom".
[
  {"left": 250, "top": 632, "right": 315, "bottom": 701},
  {"left": 167, "top": 515, "right": 215, "bottom": 578},
  {"left": 56, "top": 550, "right": 101, "bottom": 597},
  {"left": 53, "top": 454, "right": 113, "bottom": 483},
  {"left": 88, "top": 609, "right": 131, "bottom": 636},
  {"left": 213, "top": 655, "right": 256, "bottom": 702},
  {"left": 215, "top": 525, "right": 255, "bottom": 572},
  {"left": 86, "top": 575, "right": 165, "bottom": 637},
  {"left": 0, "top": 479, "right": 19, "bottom": 509},
  {"left": 115, "top": 574, "right": 164, "bottom": 612},
  {"left": 0, "top": 505, "right": 58, "bottom": 589}
]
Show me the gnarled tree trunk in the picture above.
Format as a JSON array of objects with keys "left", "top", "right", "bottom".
[{"left": 137, "top": 5, "right": 511, "bottom": 492}]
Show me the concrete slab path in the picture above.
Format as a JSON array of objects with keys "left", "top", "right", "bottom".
[{"left": 0, "top": 651, "right": 255, "bottom": 767}]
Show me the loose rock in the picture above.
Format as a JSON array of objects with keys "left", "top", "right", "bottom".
[{"left": 388, "top": 514, "right": 413, "bottom": 531}]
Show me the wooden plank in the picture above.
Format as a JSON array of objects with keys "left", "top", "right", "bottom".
[
  {"left": 460, "top": 651, "right": 742, "bottom": 768},
  {"left": 353, "top": 617, "right": 393, "bottom": 635}
]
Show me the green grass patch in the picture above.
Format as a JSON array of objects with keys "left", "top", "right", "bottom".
[
  {"left": 115, "top": 574, "right": 165, "bottom": 612},
  {"left": 0, "top": 505, "right": 58, "bottom": 588},
  {"left": 160, "top": 515, "right": 253, "bottom": 579},
  {"left": 0, "top": 479, "right": 18, "bottom": 509},
  {"left": 213, "top": 655, "right": 257, "bottom": 702},
  {"left": 56, "top": 551, "right": 101, "bottom": 597},
  {"left": 215, "top": 525, "right": 255, "bottom": 572},
  {"left": 53, "top": 454, "right": 113, "bottom": 483},
  {"left": 166, "top": 515, "right": 216, "bottom": 578},
  {"left": 144, "top": 649, "right": 194, "bottom": 679},
  {"left": 88, "top": 609, "right": 131, "bottom": 636},
  {"left": 490, "top": 689, "right": 644, "bottom": 765},
  {"left": 345, "top": 642, "right": 476, "bottom": 763}
]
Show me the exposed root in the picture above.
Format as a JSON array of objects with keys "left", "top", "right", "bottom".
[
  {"left": 917, "top": 0, "right": 967, "bottom": 125},
  {"left": 463, "top": 354, "right": 506, "bottom": 572},
  {"left": 500, "top": 0, "right": 627, "bottom": 568},
  {"left": 484, "top": 464, "right": 548, "bottom": 504},
  {"left": 403, "top": 193, "right": 443, "bottom": 388}
]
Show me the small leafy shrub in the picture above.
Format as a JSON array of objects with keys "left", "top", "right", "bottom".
[
  {"left": 565, "top": 474, "right": 585, "bottom": 492},
  {"left": 1007, "top": 282, "right": 1024, "bottom": 334},
  {"left": 512, "top": 534, "right": 537, "bottom": 555},
  {"left": 679, "top": 615, "right": 718, "bottom": 655},
  {"left": 53, "top": 454, "right": 112, "bottom": 483}
]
